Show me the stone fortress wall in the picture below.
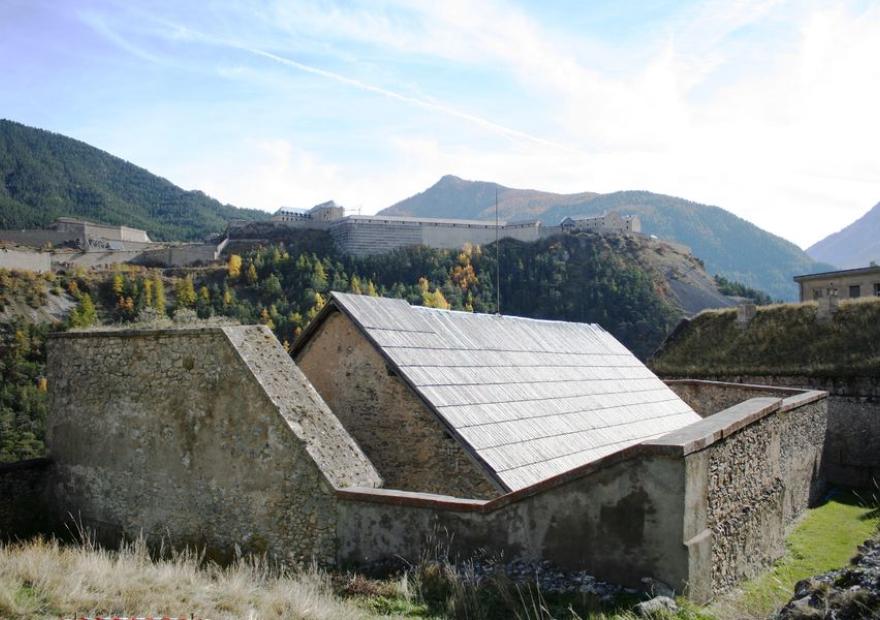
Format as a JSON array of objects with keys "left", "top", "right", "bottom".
[
  {"left": 0, "top": 327, "right": 828, "bottom": 603},
  {"left": 0, "top": 218, "right": 227, "bottom": 269},
  {"left": 0, "top": 247, "right": 52, "bottom": 272}
]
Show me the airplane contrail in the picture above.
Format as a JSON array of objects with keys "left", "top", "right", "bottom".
[{"left": 242, "top": 46, "right": 575, "bottom": 153}]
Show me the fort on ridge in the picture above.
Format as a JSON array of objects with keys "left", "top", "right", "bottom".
[{"left": 247, "top": 201, "right": 642, "bottom": 256}]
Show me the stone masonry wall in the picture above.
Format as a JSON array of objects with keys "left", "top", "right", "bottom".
[
  {"left": 694, "top": 395, "right": 827, "bottom": 594},
  {"left": 47, "top": 326, "right": 380, "bottom": 565},
  {"left": 665, "top": 374, "right": 878, "bottom": 489},
  {"left": 337, "top": 387, "right": 828, "bottom": 603},
  {"left": 0, "top": 458, "right": 50, "bottom": 540},
  {"left": 296, "top": 310, "right": 501, "bottom": 499},
  {"left": 337, "top": 452, "right": 689, "bottom": 592}
]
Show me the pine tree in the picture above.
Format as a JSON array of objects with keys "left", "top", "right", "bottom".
[
  {"left": 175, "top": 276, "right": 197, "bottom": 309},
  {"left": 245, "top": 262, "right": 258, "bottom": 285},
  {"left": 152, "top": 276, "right": 166, "bottom": 315},
  {"left": 143, "top": 278, "right": 153, "bottom": 308}
]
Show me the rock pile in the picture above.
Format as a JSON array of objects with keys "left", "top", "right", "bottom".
[{"left": 777, "top": 537, "right": 880, "bottom": 619}]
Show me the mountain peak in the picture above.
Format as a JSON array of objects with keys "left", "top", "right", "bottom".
[{"left": 807, "top": 200, "right": 880, "bottom": 269}]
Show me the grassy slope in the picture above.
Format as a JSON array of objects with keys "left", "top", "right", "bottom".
[
  {"left": 0, "top": 119, "right": 268, "bottom": 241},
  {"left": 711, "top": 490, "right": 880, "bottom": 619},
  {"left": 651, "top": 298, "right": 880, "bottom": 377}
]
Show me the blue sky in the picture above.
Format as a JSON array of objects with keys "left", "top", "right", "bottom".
[{"left": 1, "top": 0, "right": 879, "bottom": 247}]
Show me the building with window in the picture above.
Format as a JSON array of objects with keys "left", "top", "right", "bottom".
[{"left": 793, "top": 265, "right": 880, "bottom": 302}]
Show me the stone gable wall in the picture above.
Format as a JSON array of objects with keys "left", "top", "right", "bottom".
[
  {"left": 295, "top": 310, "right": 501, "bottom": 499},
  {"left": 46, "top": 326, "right": 380, "bottom": 565}
]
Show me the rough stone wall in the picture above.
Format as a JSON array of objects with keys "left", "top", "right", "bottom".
[
  {"left": 702, "top": 409, "right": 786, "bottom": 592},
  {"left": 0, "top": 458, "right": 50, "bottom": 540},
  {"left": 824, "top": 397, "right": 880, "bottom": 488},
  {"left": 296, "top": 310, "right": 501, "bottom": 499},
  {"left": 47, "top": 326, "right": 380, "bottom": 565},
  {"left": 696, "top": 397, "right": 827, "bottom": 594}
]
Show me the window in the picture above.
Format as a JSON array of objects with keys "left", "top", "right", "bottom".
[
  {"left": 849, "top": 285, "right": 861, "bottom": 298},
  {"left": 874, "top": 283, "right": 880, "bottom": 297},
  {"left": 813, "top": 289, "right": 823, "bottom": 300}
]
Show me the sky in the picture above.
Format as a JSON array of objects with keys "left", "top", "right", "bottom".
[{"left": 1, "top": 0, "right": 879, "bottom": 249}]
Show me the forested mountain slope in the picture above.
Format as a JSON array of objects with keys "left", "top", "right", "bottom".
[
  {"left": 0, "top": 119, "right": 268, "bottom": 241},
  {"left": 382, "top": 175, "right": 832, "bottom": 301}
]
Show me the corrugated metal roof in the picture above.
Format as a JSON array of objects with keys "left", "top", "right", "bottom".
[{"left": 330, "top": 292, "right": 700, "bottom": 491}]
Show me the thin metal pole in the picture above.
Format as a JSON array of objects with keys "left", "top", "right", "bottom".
[{"left": 495, "top": 187, "right": 501, "bottom": 314}]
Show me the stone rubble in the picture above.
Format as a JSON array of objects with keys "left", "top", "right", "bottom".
[
  {"left": 776, "top": 537, "right": 880, "bottom": 619},
  {"left": 469, "top": 559, "right": 637, "bottom": 599}
]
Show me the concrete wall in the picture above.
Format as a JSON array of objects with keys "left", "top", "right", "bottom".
[
  {"left": 0, "top": 458, "right": 51, "bottom": 540},
  {"left": 334, "top": 385, "right": 828, "bottom": 602},
  {"left": 295, "top": 310, "right": 500, "bottom": 499},
  {"left": 46, "top": 326, "right": 381, "bottom": 565},
  {"left": 665, "top": 374, "right": 879, "bottom": 489},
  {"left": 0, "top": 248, "right": 52, "bottom": 272}
]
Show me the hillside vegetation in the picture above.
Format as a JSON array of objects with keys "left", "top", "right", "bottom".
[
  {"left": 0, "top": 230, "right": 738, "bottom": 461},
  {"left": 382, "top": 175, "right": 833, "bottom": 301},
  {"left": 0, "top": 119, "right": 268, "bottom": 241},
  {"left": 651, "top": 298, "right": 880, "bottom": 377}
]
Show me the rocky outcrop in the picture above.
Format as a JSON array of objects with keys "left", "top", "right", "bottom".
[{"left": 777, "top": 537, "right": 880, "bottom": 619}]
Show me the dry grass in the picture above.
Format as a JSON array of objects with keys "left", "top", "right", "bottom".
[{"left": 0, "top": 536, "right": 370, "bottom": 620}]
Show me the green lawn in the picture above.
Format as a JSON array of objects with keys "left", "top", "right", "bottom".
[{"left": 710, "top": 488, "right": 880, "bottom": 619}]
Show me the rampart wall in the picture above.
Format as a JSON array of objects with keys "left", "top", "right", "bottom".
[
  {"left": 329, "top": 218, "right": 542, "bottom": 256},
  {"left": 0, "top": 230, "right": 77, "bottom": 248},
  {"left": 0, "top": 248, "right": 52, "bottom": 272},
  {"left": 664, "top": 374, "right": 879, "bottom": 489}
]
